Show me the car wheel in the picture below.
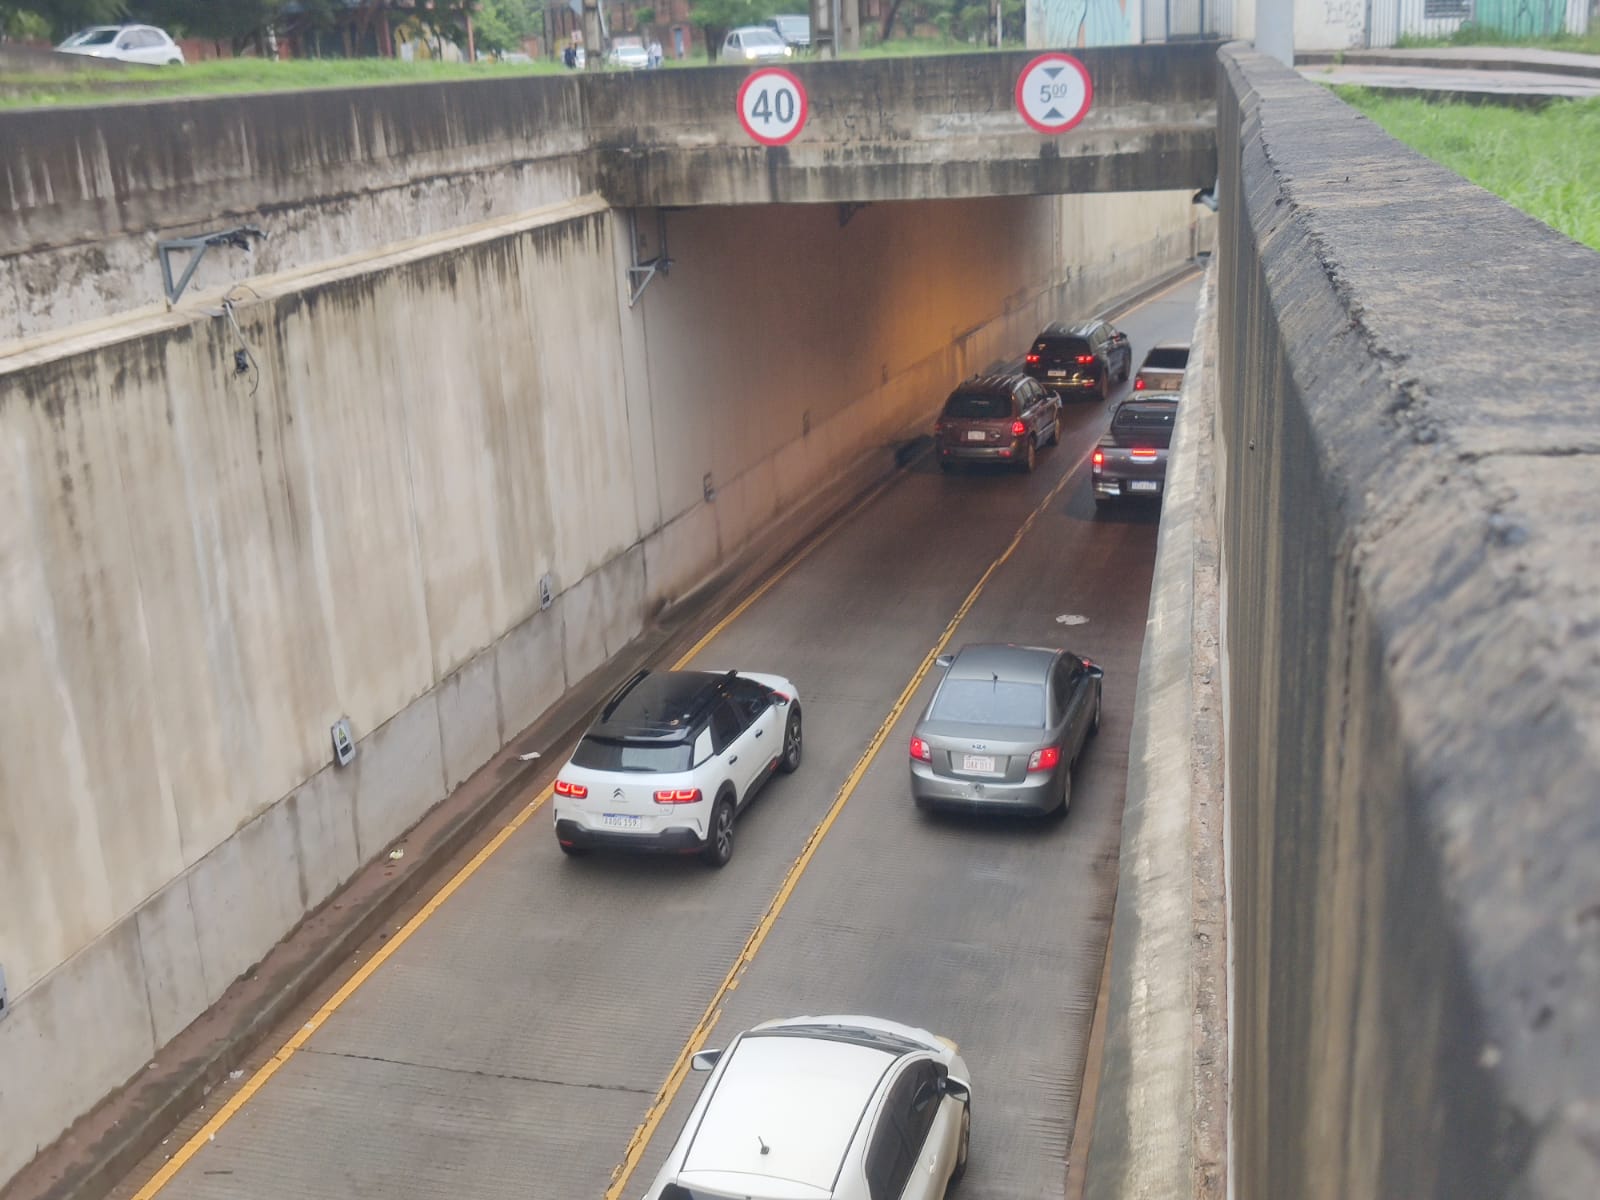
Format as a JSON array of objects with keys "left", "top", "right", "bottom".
[
  {"left": 1091, "top": 685, "right": 1102, "bottom": 736},
  {"left": 702, "top": 793, "right": 736, "bottom": 867},
  {"left": 779, "top": 706, "right": 803, "bottom": 774},
  {"left": 1047, "top": 416, "right": 1061, "bottom": 447},
  {"left": 1052, "top": 767, "right": 1072, "bottom": 818},
  {"left": 951, "top": 1102, "right": 971, "bottom": 1184},
  {"left": 1020, "top": 437, "right": 1036, "bottom": 473}
]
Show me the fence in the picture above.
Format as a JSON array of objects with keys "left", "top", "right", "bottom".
[{"left": 1362, "top": 0, "right": 1589, "bottom": 45}]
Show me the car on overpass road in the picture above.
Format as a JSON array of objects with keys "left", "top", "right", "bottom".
[
  {"left": 643, "top": 1015, "right": 972, "bottom": 1200},
  {"left": 935, "top": 373, "right": 1060, "bottom": 473},
  {"left": 553, "top": 668, "right": 802, "bottom": 865},
  {"left": 910, "top": 643, "right": 1103, "bottom": 817},
  {"left": 56, "top": 23, "right": 185, "bottom": 65},
  {"left": 723, "top": 26, "right": 794, "bottom": 61}
]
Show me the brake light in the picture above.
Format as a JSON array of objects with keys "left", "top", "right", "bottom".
[
  {"left": 770, "top": 691, "right": 790, "bottom": 703},
  {"left": 654, "top": 788, "right": 702, "bottom": 805},
  {"left": 554, "top": 779, "right": 587, "bottom": 799},
  {"left": 1075, "top": 355, "right": 1094, "bottom": 364},
  {"left": 1027, "top": 747, "right": 1061, "bottom": 772},
  {"left": 1134, "top": 377, "right": 1145, "bottom": 390},
  {"left": 1025, "top": 353, "right": 1040, "bottom": 364},
  {"left": 1010, "top": 419, "right": 1026, "bottom": 436},
  {"left": 1092, "top": 449, "right": 1104, "bottom": 467},
  {"left": 1130, "top": 448, "right": 1158, "bottom": 462},
  {"left": 910, "top": 736, "right": 931, "bottom": 762}
]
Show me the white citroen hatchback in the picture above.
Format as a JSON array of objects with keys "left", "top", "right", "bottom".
[
  {"left": 642, "top": 1015, "right": 973, "bottom": 1200},
  {"left": 553, "top": 668, "right": 802, "bottom": 867}
]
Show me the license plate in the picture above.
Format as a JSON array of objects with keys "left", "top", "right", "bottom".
[
  {"left": 965, "top": 430, "right": 986, "bottom": 442},
  {"left": 962, "top": 754, "right": 996, "bottom": 773},
  {"left": 1048, "top": 370, "right": 1067, "bottom": 377},
  {"left": 601, "top": 813, "right": 641, "bottom": 830},
  {"left": 1129, "top": 480, "right": 1160, "bottom": 493}
]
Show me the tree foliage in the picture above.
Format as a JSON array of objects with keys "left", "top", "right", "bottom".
[
  {"left": 1, "top": 0, "right": 124, "bottom": 41},
  {"left": 472, "top": 0, "right": 542, "bottom": 52}
]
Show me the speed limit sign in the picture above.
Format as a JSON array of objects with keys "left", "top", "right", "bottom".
[
  {"left": 737, "top": 68, "right": 808, "bottom": 147},
  {"left": 1015, "top": 53, "right": 1093, "bottom": 135}
]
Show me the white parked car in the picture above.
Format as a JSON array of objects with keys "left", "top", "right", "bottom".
[
  {"left": 723, "top": 26, "right": 793, "bottom": 61},
  {"left": 57, "top": 24, "right": 185, "bottom": 65},
  {"left": 643, "top": 1015, "right": 973, "bottom": 1200},
  {"left": 552, "top": 668, "right": 802, "bottom": 866},
  {"left": 607, "top": 39, "right": 649, "bottom": 69}
]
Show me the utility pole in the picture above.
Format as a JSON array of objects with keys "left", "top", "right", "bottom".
[
  {"left": 840, "top": 0, "right": 860, "bottom": 51},
  {"left": 583, "top": 0, "right": 603, "bottom": 67}
]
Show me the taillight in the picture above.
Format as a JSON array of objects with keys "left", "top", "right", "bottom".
[
  {"left": 1092, "top": 449, "right": 1104, "bottom": 467},
  {"left": 1027, "top": 747, "right": 1061, "bottom": 772},
  {"left": 1134, "top": 377, "right": 1145, "bottom": 390},
  {"left": 770, "top": 691, "right": 790, "bottom": 704},
  {"left": 654, "top": 788, "right": 701, "bottom": 805},
  {"left": 1076, "top": 355, "right": 1094, "bottom": 364},
  {"left": 910, "top": 737, "right": 931, "bottom": 762},
  {"left": 1010, "top": 419, "right": 1026, "bottom": 437},
  {"left": 1130, "top": 448, "right": 1158, "bottom": 462},
  {"left": 1025, "top": 354, "right": 1040, "bottom": 364},
  {"left": 555, "top": 779, "right": 587, "bottom": 799}
]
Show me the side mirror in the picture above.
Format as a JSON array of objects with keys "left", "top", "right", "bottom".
[
  {"left": 942, "top": 1076, "right": 971, "bottom": 1102},
  {"left": 1085, "top": 665, "right": 1104, "bottom": 681},
  {"left": 690, "top": 1049, "right": 723, "bottom": 1072},
  {"left": 935, "top": 654, "right": 954, "bottom": 669}
]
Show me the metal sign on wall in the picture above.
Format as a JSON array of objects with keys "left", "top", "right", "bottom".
[
  {"left": 1015, "top": 53, "right": 1094, "bottom": 135},
  {"left": 736, "top": 68, "right": 808, "bottom": 147}
]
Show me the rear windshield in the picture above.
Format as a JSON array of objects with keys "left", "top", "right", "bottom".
[
  {"left": 571, "top": 735, "right": 692, "bottom": 773},
  {"left": 1143, "top": 347, "right": 1189, "bottom": 370},
  {"left": 929, "top": 679, "right": 1046, "bottom": 727},
  {"left": 1035, "top": 337, "right": 1092, "bottom": 358},
  {"left": 943, "top": 390, "right": 1013, "bottom": 419},
  {"left": 1112, "top": 402, "right": 1177, "bottom": 443}
]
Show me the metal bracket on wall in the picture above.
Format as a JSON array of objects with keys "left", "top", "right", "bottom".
[
  {"left": 626, "top": 209, "right": 674, "bottom": 308},
  {"left": 156, "top": 226, "right": 269, "bottom": 306}
]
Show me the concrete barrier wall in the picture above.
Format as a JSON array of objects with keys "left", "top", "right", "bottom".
[
  {"left": 1213, "top": 45, "right": 1600, "bottom": 1199},
  {"left": 0, "top": 183, "right": 1204, "bottom": 1185}
]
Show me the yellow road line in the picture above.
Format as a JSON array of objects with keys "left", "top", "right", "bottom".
[
  {"left": 128, "top": 456, "right": 904, "bottom": 1200},
  {"left": 604, "top": 459, "right": 1081, "bottom": 1200},
  {"left": 128, "top": 783, "right": 553, "bottom": 1200}
]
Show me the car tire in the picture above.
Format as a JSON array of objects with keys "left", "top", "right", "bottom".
[
  {"left": 1047, "top": 416, "right": 1061, "bottom": 447},
  {"left": 702, "top": 793, "right": 736, "bottom": 867},
  {"left": 951, "top": 1102, "right": 971, "bottom": 1185},
  {"left": 1052, "top": 767, "right": 1072, "bottom": 819},
  {"left": 1020, "top": 437, "right": 1036, "bottom": 474},
  {"left": 779, "top": 706, "right": 803, "bottom": 774},
  {"left": 1091, "top": 685, "right": 1102, "bottom": 736}
]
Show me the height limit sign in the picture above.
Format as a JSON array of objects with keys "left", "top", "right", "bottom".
[
  {"left": 1015, "top": 53, "right": 1093, "bottom": 135},
  {"left": 737, "top": 68, "right": 808, "bottom": 147}
]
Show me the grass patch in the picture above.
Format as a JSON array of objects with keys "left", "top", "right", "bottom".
[
  {"left": 0, "top": 56, "right": 563, "bottom": 109},
  {"left": 1392, "top": 25, "right": 1600, "bottom": 55},
  {"left": 1336, "top": 87, "right": 1600, "bottom": 250}
]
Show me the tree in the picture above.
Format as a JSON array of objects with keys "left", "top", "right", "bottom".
[{"left": 473, "top": 0, "right": 542, "bottom": 53}]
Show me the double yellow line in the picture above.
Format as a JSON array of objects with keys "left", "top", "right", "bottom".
[
  {"left": 603, "top": 457, "right": 1082, "bottom": 1199},
  {"left": 132, "top": 447, "right": 1082, "bottom": 1200}
]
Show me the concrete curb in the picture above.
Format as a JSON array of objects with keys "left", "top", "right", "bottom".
[
  {"left": 1081, "top": 259, "right": 1227, "bottom": 1200},
  {"left": 0, "top": 434, "right": 932, "bottom": 1200},
  {"left": 1296, "top": 48, "right": 1600, "bottom": 80}
]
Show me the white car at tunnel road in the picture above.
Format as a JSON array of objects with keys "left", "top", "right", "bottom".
[{"left": 643, "top": 1015, "right": 973, "bottom": 1200}]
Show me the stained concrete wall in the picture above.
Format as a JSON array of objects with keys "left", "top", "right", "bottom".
[
  {"left": 0, "top": 183, "right": 1204, "bottom": 1185},
  {"left": 0, "top": 46, "right": 1216, "bottom": 343},
  {"left": 1212, "top": 45, "right": 1600, "bottom": 1200}
]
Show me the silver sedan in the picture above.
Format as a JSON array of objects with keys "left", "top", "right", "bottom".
[{"left": 909, "top": 643, "right": 1102, "bottom": 816}]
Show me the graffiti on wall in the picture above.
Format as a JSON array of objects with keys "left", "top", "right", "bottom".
[{"left": 1027, "top": 0, "right": 1133, "bottom": 47}]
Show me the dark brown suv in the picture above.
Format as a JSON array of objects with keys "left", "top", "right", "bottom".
[
  {"left": 1024, "top": 320, "right": 1132, "bottom": 403},
  {"left": 935, "top": 374, "right": 1061, "bottom": 474}
]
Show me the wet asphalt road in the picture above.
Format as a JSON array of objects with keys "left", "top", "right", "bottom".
[{"left": 111, "top": 273, "right": 1202, "bottom": 1200}]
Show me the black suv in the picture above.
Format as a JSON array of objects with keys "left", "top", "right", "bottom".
[
  {"left": 935, "top": 373, "right": 1061, "bottom": 473},
  {"left": 1024, "top": 320, "right": 1132, "bottom": 403}
]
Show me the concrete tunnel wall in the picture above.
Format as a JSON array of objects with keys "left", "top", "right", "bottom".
[
  {"left": 0, "top": 185, "right": 1206, "bottom": 1184},
  {"left": 1207, "top": 46, "right": 1600, "bottom": 1200}
]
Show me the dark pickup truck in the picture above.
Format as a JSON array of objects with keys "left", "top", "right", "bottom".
[{"left": 1092, "top": 396, "right": 1178, "bottom": 504}]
